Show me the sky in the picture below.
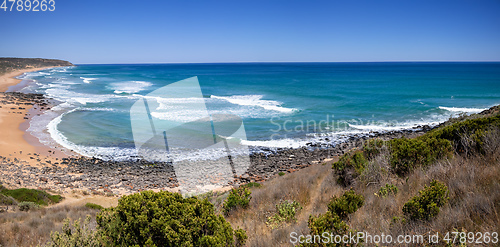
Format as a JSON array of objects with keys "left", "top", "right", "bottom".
[{"left": 0, "top": 0, "right": 499, "bottom": 64}]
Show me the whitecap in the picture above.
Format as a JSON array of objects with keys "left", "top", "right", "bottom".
[
  {"left": 211, "top": 95, "right": 297, "bottom": 113},
  {"left": 110, "top": 81, "right": 152, "bottom": 94},
  {"left": 439, "top": 106, "right": 488, "bottom": 114},
  {"left": 241, "top": 138, "right": 310, "bottom": 148},
  {"left": 80, "top": 77, "right": 97, "bottom": 84}
]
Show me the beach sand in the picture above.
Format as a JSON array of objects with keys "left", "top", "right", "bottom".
[
  {"left": 0, "top": 67, "right": 58, "bottom": 92},
  {"left": 0, "top": 67, "right": 69, "bottom": 166}
]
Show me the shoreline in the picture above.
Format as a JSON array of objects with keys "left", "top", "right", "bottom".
[
  {"left": 0, "top": 66, "right": 61, "bottom": 92},
  {"left": 0, "top": 67, "right": 72, "bottom": 166},
  {"left": 0, "top": 90, "right": 497, "bottom": 196},
  {"left": 1, "top": 67, "right": 497, "bottom": 196}
]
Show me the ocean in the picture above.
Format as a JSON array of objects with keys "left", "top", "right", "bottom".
[{"left": 13, "top": 62, "right": 500, "bottom": 161}]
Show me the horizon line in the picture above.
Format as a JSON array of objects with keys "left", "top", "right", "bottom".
[{"left": 74, "top": 60, "right": 500, "bottom": 65}]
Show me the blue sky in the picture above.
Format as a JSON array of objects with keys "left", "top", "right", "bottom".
[{"left": 1, "top": 0, "right": 499, "bottom": 64}]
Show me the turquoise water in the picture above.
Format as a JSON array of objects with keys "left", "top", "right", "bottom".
[{"left": 16, "top": 62, "right": 500, "bottom": 160}]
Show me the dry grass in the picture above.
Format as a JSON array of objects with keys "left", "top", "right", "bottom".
[
  {"left": 0, "top": 205, "right": 100, "bottom": 247},
  {"left": 347, "top": 130, "right": 500, "bottom": 246},
  {"left": 0, "top": 124, "right": 497, "bottom": 246},
  {"left": 223, "top": 127, "right": 499, "bottom": 246},
  {"left": 220, "top": 159, "right": 346, "bottom": 246}
]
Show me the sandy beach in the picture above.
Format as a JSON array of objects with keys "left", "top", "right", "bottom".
[
  {"left": 0, "top": 67, "right": 67, "bottom": 165},
  {"left": 0, "top": 67, "right": 58, "bottom": 92}
]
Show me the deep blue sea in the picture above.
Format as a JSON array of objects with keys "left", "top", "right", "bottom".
[{"left": 13, "top": 62, "right": 500, "bottom": 161}]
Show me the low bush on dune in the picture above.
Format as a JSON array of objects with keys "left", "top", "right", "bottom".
[
  {"left": 428, "top": 114, "right": 500, "bottom": 155},
  {"left": 223, "top": 187, "right": 252, "bottom": 215},
  {"left": 84, "top": 203, "right": 104, "bottom": 210},
  {"left": 96, "top": 190, "right": 247, "bottom": 247},
  {"left": 327, "top": 189, "right": 364, "bottom": 220},
  {"left": 388, "top": 136, "right": 452, "bottom": 176},
  {"left": 18, "top": 201, "right": 40, "bottom": 211},
  {"left": 44, "top": 216, "right": 102, "bottom": 247},
  {"left": 334, "top": 122, "right": 456, "bottom": 180},
  {"left": 376, "top": 183, "right": 398, "bottom": 197},
  {"left": 303, "top": 190, "right": 364, "bottom": 246},
  {"left": 0, "top": 186, "right": 62, "bottom": 206},
  {"left": 266, "top": 200, "right": 302, "bottom": 229},
  {"left": 402, "top": 180, "right": 449, "bottom": 221},
  {"left": 0, "top": 193, "right": 16, "bottom": 205},
  {"left": 362, "top": 138, "right": 385, "bottom": 159},
  {"left": 332, "top": 150, "right": 368, "bottom": 186}
]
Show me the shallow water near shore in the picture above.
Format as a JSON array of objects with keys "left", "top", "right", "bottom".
[{"left": 14, "top": 62, "right": 500, "bottom": 161}]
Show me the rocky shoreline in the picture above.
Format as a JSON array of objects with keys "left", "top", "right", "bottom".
[
  {"left": 0, "top": 128, "right": 426, "bottom": 195},
  {"left": 3, "top": 92, "right": 494, "bottom": 195}
]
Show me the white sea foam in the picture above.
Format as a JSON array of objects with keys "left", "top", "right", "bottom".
[
  {"left": 80, "top": 77, "right": 97, "bottom": 84},
  {"left": 241, "top": 139, "right": 310, "bottom": 148},
  {"left": 45, "top": 87, "right": 114, "bottom": 105},
  {"left": 148, "top": 94, "right": 296, "bottom": 122},
  {"left": 211, "top": 95, "right": 297, "bottom": 113},
  {"left": 111, "top": 81, "right": 152, "bottom": 94},
  {"left": 349, "top": 124, "right": 409, "bottom": 131},
  {"left": 80, "top": 107, "right": 117, "bottom": 112},
  {"left": 439, "top": 106, "right": 487, "bottom": 114}
]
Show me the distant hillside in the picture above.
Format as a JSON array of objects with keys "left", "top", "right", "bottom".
[{"left": 0, "top": 57, "right": 74, "bottom": 75}]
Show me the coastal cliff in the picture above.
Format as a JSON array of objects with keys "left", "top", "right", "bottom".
[{"left": 0, "top": 57, "right": 74, "bottom": 75}]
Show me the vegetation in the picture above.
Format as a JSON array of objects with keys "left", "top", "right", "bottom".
[
  {"left": 332, "top": 150, "right": 368, "bottom": 186},
  {"left": 0, "top": 187, "right": 62, "bottom": 206},
  {"left": 85, "top": 203, "right": 104, "bottom": 210},
  {"left": 278, "top": 171, "right": 286, "bottom": 176},
  {"left": 0, "top": 107, "right": 498, "bottom": 246},
  {"left": 428, "top": 114, "right": 500, "bottom": 155},
  {"left": 96, "top": 190, "right": 246, "bottom": 247},
  {"left": 388, "top": 136, "right": 452, "bottom": 176},
  {"left": 376, "top": 183, "right": 398, "bottom": 197},
  {"left": 362, "top": 138, "right": 385, "bottom": 159},
  {"left": 0, "top": 205, "right": 101, "bottom": 247},
  {"left": 0, "top": 57, "right": 73, "bottom": 75},
  {"left": 44, "top": 216, "right": 102, "bottom": 247},
  {"left": 403, "top": 180, "right": 449, "bottom": 221},
  {"left": 266, "top": 200, "right": 302, "bottom": 229},
  {"left": 304, "top": 190, "right": 364, "bottom": 246},
  {"left": 0, "top": 193, "right": 16, "bottom": 205},
  {"left": 223, "top": 187, "right": 252, "bottom": 215},
  {"left": 18, "top": 201, "right": 40, "bottom": 211},
  {"left": 240, "top": 182, "right": 261, "bottom": 189},
  {"left": 327, "top": 189, "right": 364, "bottom": 220}
]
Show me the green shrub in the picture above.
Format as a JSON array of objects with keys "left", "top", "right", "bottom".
[
  {"left": 18, "top": 201, "right": 40, "bottom": 211},
  {"left": 0, "top": 188, "right": 62, "bottom": 206},
  {"left": 266, "top": 200, "right": 302, "bottom": 229},
  {"left": 306, "top": 211, "right": 350, "bottom": 244},
  {"left": 45, "top": 216, "right": 102, "bottom": 247},
  {"left": 0, "top": 193, "right": 15, "bottom": 205},
  {"left": 85, "top": 203, "right": 104, "bottom": 210},
  {"left": 428, "top": 115, "right": 500, "bottom": 155},
  {"left": 223, "top": 187, "right": 252, "bottom": 215},
  {"left": 377, "top": 183, "right": 398, "bottom": 197},
  {"left": 303, "top": 190, "right": 364, "bottom": 246},
  {"left": 363, "top": 138, "right": 385, "bottom": 159},
  {"left": 388, "top": 136, "right": 452, "bottom": 176},
  {"left": 96, "top": 190, "right": 246, "bottom": 247},
  {"left": 241, "top": 182, "right": 261, "bottom": 189},
  {"left": 327, "top": 189, "right": 364, "bottom": 220},
  {"left": 332, "top": 150, "right": 368, "bottom": 186},
  {"left": 278, "top": 171, "right": 285, "bottom": 176},
  {"left": 403, "top": 180, "right": 449, "bottom": 221}
]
